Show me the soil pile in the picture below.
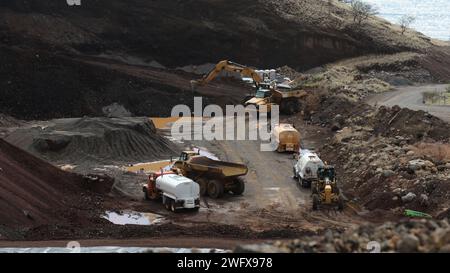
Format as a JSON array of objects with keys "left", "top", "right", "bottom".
[
  {"left": 0, "top": 139, "right": 112, "bottom": 231},
  {"left": 4, "top": 117, "right": 179, "bottom": 166}
]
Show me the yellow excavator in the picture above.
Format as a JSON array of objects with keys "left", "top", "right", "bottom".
[
  {"left": 191, "top": 60, "right": 308, "bottom": 115},
  {"left": 190, "top": 60, "right": 263, "bottom": 92}
]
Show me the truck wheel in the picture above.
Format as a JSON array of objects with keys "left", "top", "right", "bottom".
[
  {"left": 301, "top": 179, "right": 309, "bottom": 188},
  {"left": 293, "top": 167, "right": 298, "bottom": 179},
  {"left": 337, "top": 195, "right": 344, "bottom": 211},
  {"left": 197, "top": 178, "right": 208, "bottom": 196},
  {"left": 312, "top": 194, "right": 320, "bottom": 211},
  {"left": 143, "top": 190, "right": 150, "bottom": 201},
  {"left": 207, "top": 180, "right": 224, "bottom": 199},
  {"left": 164, "top": 199, "right": 170, "bottom": 210},
  {"left": 170, "top": 200, "right": 177, "bottom": 213},
  {"left": 231, "top": 178, "right": 245, "bottom": 195}
]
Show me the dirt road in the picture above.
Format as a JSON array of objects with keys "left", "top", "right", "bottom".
[
  {"left": 366, "top": 84, "right": 450, "bottom": 123},
  {"left": 173, "top": 117, "right": 364, "bottom": 233}
]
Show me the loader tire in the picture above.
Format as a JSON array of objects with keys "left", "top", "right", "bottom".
[
  {"left": 311, "top": 181, "right": 318, "bottom": 194},
  {"left": 281, "top": 100, "right": 300, "bottom": 115},
  {"left": 312, "top": 194, "right": 320, "bottom": 211},
  {"left": 337, "top": 195, "right": 344, "bottom": 211},
  {"left": 231, "top": 178, "right": 245, "bottom": 195},
  {"left": 333, "top": 186, "right": 340, "bottom": 195},
  {"left": 207, "top": 180, "right": 224, "bottom": 199},
  {"left": 197, "top": 178, "right": 208, "bottom": 196}
]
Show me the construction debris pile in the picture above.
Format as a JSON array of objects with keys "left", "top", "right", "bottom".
[{"left": 236, "top": 219, "right": 450, "bottom": 253}]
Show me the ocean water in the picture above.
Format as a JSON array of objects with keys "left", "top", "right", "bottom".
[{"left": 364, "top": 0, "right": 450, "bottom": 41}]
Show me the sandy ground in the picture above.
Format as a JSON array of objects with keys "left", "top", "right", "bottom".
[{"left": 366, "top": 84, "right": 450, "bottom": 122}]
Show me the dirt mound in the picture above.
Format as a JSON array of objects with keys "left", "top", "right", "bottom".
[
  {"left": 0, "top": 139, "right": 112, "bottom": 231},
  {"left": 310, "top": 96, "right": 450, "bottom": 142},
  {"left": 373, "top": 105, "right": 450, "bottom": 141},
  {"left": 4, "top": 117, "right": 179, "bottom": 166}
]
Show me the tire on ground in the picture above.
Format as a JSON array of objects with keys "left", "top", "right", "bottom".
[
  {"left": 207, "top": 180, "right": 224, "bottom": 199},
  {"left": 197, "top": 177, "right": 208, "bottom": 196},
  {"left": 230, "top": 177, "right": 245, "bottom": 195},
  {"left": 170, "top": 199, "right": 177, "bottom": 212},
  {"left": 312, "top": 194, "right": 320, "bottom": 211},
  {"left": 338, "top": 195, "right": 344, "bottom": 211},
  {"left": 311, "top": 181, "right": 318, "bottom": 194}
]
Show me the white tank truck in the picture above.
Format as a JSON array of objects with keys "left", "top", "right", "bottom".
[
  {"left": 143, "top": 172, "right": 200, "bottom": 212},
  {"left": 292, "top": 149, "right": 325, "bottom": 188}
]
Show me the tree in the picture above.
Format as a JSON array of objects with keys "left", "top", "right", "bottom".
[
  {"left": 350, "top": 0, "right": 378, "bottom": 26},
  {"left": 398, "top": 15, "right": 415, "bottom": 35}
]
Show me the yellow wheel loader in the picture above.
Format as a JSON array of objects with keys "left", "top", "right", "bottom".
[{"left": 311, "top": 166, "right": 344, "bottom": 211}]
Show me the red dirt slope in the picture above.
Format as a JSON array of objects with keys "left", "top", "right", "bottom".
[{"left": 0, "top": 139, "right": 106, "bottom": 228}]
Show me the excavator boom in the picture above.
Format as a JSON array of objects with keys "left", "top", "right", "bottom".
[{"left": 190, "top": 60, "right": 262, "bottom": 90}]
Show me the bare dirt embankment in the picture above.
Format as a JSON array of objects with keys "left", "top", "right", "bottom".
[
  {"left": 0, "top": 0, "right": 443, "bottom": 120},
  {"left": 0, "top": 138, "right": 114, "bottom": 238}
]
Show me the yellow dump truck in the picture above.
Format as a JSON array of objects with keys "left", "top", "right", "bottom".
[
  {"left": 271, "top": 124, "right": 301, "bottom": 152},
  {"left": 245, "top": 84, "right": 308, "bottom": 115},
  {"left": 171, "top": 151, "right": 248, "bottom": 198}
]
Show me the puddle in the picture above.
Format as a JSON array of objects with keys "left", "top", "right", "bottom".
[{"left": 102, "top": 211, "right": 165, "bottom": 226}]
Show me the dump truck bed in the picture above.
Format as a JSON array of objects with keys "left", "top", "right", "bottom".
[{"left": 180, "top": 156, "right": 248, "bottom": 178}]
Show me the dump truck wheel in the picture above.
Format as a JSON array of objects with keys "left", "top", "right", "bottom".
[
  {"left": 197, "top": 178, "right": 208, "bottom": 196},
  {"left": 312, "top": 194, "right": 319, "bottom": 211},
  {"left": 231, "top": 178, "right": 245, "bottom": 195},
  {"left": 338, "top": 195, "right": 344, "bottom": 211},
  {"left": 207, "top": 180, "right": 224, "bottom": 199}
]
